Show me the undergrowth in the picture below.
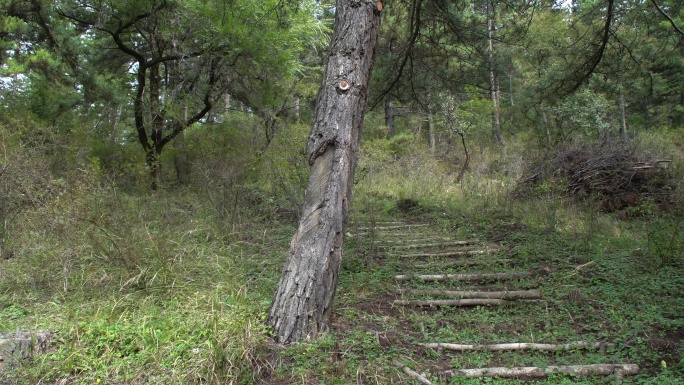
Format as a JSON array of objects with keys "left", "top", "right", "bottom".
[{"left": 0, "top": 131, "right": 682, "bottom": 384}]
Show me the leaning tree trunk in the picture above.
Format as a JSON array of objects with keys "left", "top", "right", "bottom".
[{"left": 268, "top": 0, "right": 382, "bottom": 344}]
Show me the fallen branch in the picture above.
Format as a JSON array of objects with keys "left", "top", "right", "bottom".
[
  {"left": 397, "top": 249, "right": 500, "bottom": 258},
  {"left": 442, "top": 364, "right": 639, "bottom": 379},
  {"left": 565, "top": 261, "right": 595, "bottom": 280},
  {"left": 379, "top": 240, "right": 479, "bottom": 249},
  {"left": 397, "top": 289, "right": 541, "bottom": 299},
  {"left": 393, "top": 298, "right": 517, "bottom": 307},
  {"left": 420, "top": 341, "right": 614, "bottom": 352},
  {"left": 393, "top": 360, "right": 433, "bottom": 385},
  {"left": 0, "top": 330, "right": 53, "bottom": 364},
  {"left": 395, "top": 270, "right": 533, "bottom": 282}
]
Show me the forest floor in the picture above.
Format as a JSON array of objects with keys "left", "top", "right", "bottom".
[
  {"left": 257, "top": 201, "right": 684, "bottom": 385},
  {"left": 1, "top": 189, "right": 682, "bottom": 385}
]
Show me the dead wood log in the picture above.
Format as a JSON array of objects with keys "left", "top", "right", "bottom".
[
  {"left": 393, "top": 298, "right": 517, "bottom": 307},
  {"left": 397, "top": 289, "right": 541, "bottom": 299},
  {"left": 393, "top": 360, "right": 433, "bottom": 385},
  {"left": 442, "top": 364, "right": 639, "bottom": 379},
  {"left": 396, "top": 249, "right": 500, "bottom": 258},
  {"left": 420, "top": 341, "right": 614, "bottom": 352},
  {"left": 395, "top": 270, "right": 534, "bottom": 282},
  {"left": 0, "top": 330, "right": 52, "bottom": 372}
]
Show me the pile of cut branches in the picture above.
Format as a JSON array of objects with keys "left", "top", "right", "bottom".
[{"left": 517, "top": 141, "right": 672, "bottom": 212}]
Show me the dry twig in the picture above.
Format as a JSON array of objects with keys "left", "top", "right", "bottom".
[{"left": 393, "top": 360, "right": 433, "bottom": 385}]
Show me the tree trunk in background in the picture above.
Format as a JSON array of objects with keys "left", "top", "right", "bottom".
[
  {"left": 385, "top": 97, "right": 395, "bottom": 137},
  {"left": 667, "top": 99, "right": 673, "bottom": 129},
  {"left": 224, "top": 93, "right": 231, "bottom": 116},
  {"left": 428, "top": 112, "right": 436, "bottom": 154},
  {"left": 643, "top": 96, "right": 650, "bottom": 131},
  {"left": 508, "top": 72, "right": 515, "bottom": 137},
  {"left": 619, "top": 82, "right": 628, "bottom": 140},
  {"left": 294, "top": 95, "right": 301, "bottom": 123},
  {"left": 173, "top": 106, "right": 191, "bottom": 185},
  {"left": 488, "top": 0, "right": 504, "bottom": 148},
  {"left": 173, "top": 132, "right": 190, "bottom": 185},
  {"left": 149, "top": 63, "right": 164, "bottom": 190},
  {"left": 415, "top": 111, "right": 423, "bottom": 137},
  {"left": 542, "top": 110, "right": 551, "bottom": 145},
  {"left": 268, "top": 0, "right": 382, "bottom": 344}
]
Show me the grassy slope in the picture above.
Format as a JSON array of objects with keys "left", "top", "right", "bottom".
[{"left": 1, "top": 137, "right": 683, "bottom": 385}]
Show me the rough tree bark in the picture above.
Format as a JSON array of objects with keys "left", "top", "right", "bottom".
[{"left": 267, "top": 0, "right": 382, "bottom": 344}]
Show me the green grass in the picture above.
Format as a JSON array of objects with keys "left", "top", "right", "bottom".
[{"left": 1, "top": 137, "right": 683, "bottom": 385}]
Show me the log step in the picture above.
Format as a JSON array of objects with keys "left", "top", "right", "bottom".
[
  {"left": 419, "top": 341, "right": 615, "bottom": 352},
  {"left": 356, "top": 223, "right": 429, "bottom": 231},
  {"left": 395, "top": 248, "right": 501, "bottom": 258},
  {"left": 393, "top": 298, "right": 526, "bottom": 307},
  {"left": 378, "top": 240, "right": 480, "bottom": 250},
  {"left": 442, "top": 364, "right": 639, "bottom": 379},
  {"left": 397, "top": 289, "right": 541, "bottom": 299},
  {"left": 395, "top": 270, "right": 535, "bottom": 282}
]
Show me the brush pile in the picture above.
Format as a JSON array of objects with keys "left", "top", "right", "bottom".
[{"left": 517, "top": 141, "right": 673, "bottom": 212}]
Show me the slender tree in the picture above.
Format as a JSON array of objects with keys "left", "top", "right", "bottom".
[
  {"left": 268, "top": 0, "right": 382, "bottom": 344},
  {"left": 50, "top": 0, "right": 321, "bottom": 189}
]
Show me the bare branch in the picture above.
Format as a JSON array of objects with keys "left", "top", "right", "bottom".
[{"left": 650, "top": 0, "right": 684, "bottom": 37}]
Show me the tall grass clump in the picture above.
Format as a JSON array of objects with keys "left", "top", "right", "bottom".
[
  {"left": 356, "top": 134, "right": 454, "bottom": 207},
  {"left": 353, "top": 132, "right": 529, "bottom": 221},
  {"left": 1, "top": 154, "right": 277, "bottom": 383}
]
